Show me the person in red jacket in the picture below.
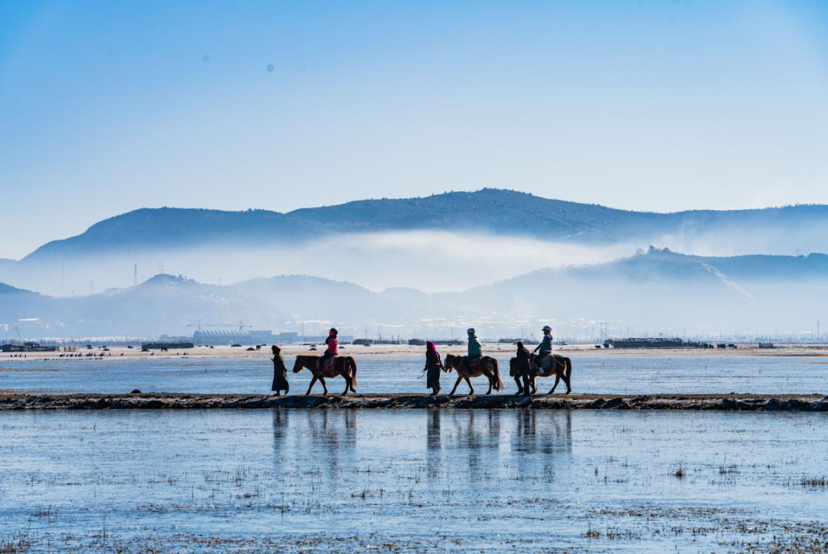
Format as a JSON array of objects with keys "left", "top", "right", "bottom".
[{"left": 318, "top": 327, "right": 338, "bottom": 373}]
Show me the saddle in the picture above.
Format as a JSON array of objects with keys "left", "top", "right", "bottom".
[
  {"left": 317, "top": 356, "right": 337, "bottom": 377},
  {"left": 465, "top": 357, "right": 483, "bottom": 377},
  {"left": 534, "top": 354, "right": 554, "bottom": 372}
]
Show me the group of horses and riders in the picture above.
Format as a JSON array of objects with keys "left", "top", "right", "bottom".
[{"left": 270, "top": 326, "right": 573, "bottom": 397}]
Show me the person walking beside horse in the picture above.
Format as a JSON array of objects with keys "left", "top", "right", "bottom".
[
  {"left": 271, "top": 345, "right": 289, "bottom": 396},
  {"left": 424, "top": 341, "right": 443, "bottom": 395},
  {"left": 511, "top": 341, "right": 532, "bottom": 395}
]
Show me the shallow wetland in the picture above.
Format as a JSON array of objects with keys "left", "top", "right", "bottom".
[
  {"left": 2, "top": 409, "right": 828, "bottom": 552},
  {"left": 1, "top": 351, "right": 827, "bottom": 552}
]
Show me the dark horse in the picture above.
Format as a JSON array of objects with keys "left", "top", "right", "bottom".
[
  {"left": 443, "top": 354, "right": 505, "bottom": 396},
  {"left": 292, "top": 355, "right": 358, "bottom": 396},
  {"left": 510, "top": 354, "right": 572, "bottom": 395}
]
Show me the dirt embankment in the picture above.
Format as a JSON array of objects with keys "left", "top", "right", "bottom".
[{"left": 1, "top": 393, "right": 828, "bottom": 411}]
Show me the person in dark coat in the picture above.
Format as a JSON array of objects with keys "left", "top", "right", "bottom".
[
  {"left": 424, "top": 341, "right": 443, "bottom": 395},
  {"left": 515, "top": 341, "right": 532, "bottom": 395},
  {"left": 271, "top": 345, "right": 289, "bottom": 395}
]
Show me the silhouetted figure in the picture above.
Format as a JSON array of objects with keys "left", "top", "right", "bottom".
[
  {"left": 424, "top": 341, "right": 443, "bottom": 395},
  {"left": 271, "top": 345, "right": 289, "bottom": 395},
  {"left": 515, "top": 341, "right": 532, "bottom": 395}
]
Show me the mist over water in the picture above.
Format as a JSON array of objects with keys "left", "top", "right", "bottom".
[
  {"left": 5, "top": 231, "right": 642, "bottom": 295},
  {"left": 2, "top": 228, "right": 827, "bottom": 338},
  {"left": 656, "top": 223, "right": 828, "bottom": 259}
]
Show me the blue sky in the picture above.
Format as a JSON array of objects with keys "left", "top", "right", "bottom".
[{"left": 1, "top": 0, "right": 828, "bottom": 258}]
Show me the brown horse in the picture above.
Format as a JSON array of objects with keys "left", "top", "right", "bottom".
[
  {"left": 528, "top": 353, "right": 573, "bottom": 395},
  {"left": 292, "top": 355, "right": 358, "bottom": 396},
  {"left": 443, "top": 354, "right": 504, "bottom": 396}
]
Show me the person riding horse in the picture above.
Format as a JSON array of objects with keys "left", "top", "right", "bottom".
[
  {"left": 533, "top": 326, "right": 554, "bottom": 373},
  {"left": 466, "top": 328, "right": 482, "bottom": 372},
  {"left": 514, "top": 340, "right": 532, "bottom": 394},
  {"left": 318, "top": 327, "right": 338, "bottom": 374}
]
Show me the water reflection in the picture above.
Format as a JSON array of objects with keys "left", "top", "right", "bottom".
[
  {"left": 514, "top": 410, "right": 572, "bottom": 455},
  {"left": 271, "top": 409, "right": 573, "bottom": 488},
  {"left": 427, "top": 409, "right": 441, "bottom": 481},
  {"left": 272, "top": 409, "right": 358, "bottom": 487}
]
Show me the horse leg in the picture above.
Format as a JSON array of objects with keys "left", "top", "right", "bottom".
[
  {"left": 341, "top": 374, "right": 351, "bottom": 395},
  {"left": 306, "top": 376, "right": 317, "bottom": 396},
  {"left": 465, "top": 376, "right": 475, "bottom": 396},
  {"left": 485, "top": 374, "right": 493, "bottom": 395},
  {"left": 449, "top": 375, "right": 463, "bottom": 396},
  {"left": 320, "top": 377, "right": 328, "bottom": 396},
  {"left": 549, "top": 374, "right": 560, "bottom": 395},
  {"left": 562, "top": 372, "right": 572, "bottom": 394}
]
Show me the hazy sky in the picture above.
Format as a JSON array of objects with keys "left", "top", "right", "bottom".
[{"left": 2, "top": 0, "right": 828, "bottom": 259}]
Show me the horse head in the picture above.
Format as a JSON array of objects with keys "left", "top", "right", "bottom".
[{"left": 292, "top": 356, "right": 306, "bottom": 373}]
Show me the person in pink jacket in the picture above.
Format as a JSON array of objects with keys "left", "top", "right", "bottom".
[{"left": 318, "top": 327, "right": 338, "bottom": 372}]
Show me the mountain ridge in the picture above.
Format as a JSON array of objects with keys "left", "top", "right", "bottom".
[{"left": 18, "top": 189, "right": 828, "bottom": 263}]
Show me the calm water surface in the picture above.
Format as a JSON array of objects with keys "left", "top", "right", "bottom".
[
  {"left": 1, "top": 410, "right": 827, "bottom": 552},
  {"left": 2, "top": 353, "right": 827, "bottom": 395}
]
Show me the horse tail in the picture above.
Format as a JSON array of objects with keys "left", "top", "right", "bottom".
[
  {"left": 565, "top": 357, "right": 572, "bottom": 381},
  {"left": 491, "top": 358, "right": 505, "bottom": 391},
  {"left": 349, "top": 357, "right": 358, "bottom": 387}
]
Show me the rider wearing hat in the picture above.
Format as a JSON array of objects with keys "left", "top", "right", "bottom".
[
  {"left": 466, "top": 328, "right": 482, "bottom": 370},
  {"left": 533, "top": 325, "right": 554, "bottom": 370}
]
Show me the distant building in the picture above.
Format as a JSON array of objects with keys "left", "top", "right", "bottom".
[
  {"left": 193, "top": 330, "right": 255, "bottom": 346},
  {"left": 248, "top": 330, "right": 274, "bottom": 342},
  {"left": 274, "top": 332, "right": 299, "bottom": 343},
  {"left": 604, "top": 338, "right": 713, "bottom": 349},
  {"left": 1, "top": 342, "right": 57, "bottom": 353}
]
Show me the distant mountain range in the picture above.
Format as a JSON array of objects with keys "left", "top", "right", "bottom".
[
  {"left": 2, "top": 248, "right": 826, "bottom": 338},
  {"left": 0, "top": 274, "right": 285, "bottom": 337},
  {"left": 14, "top": 189, "right": 828, "bottom": 264},
  {"left": 0, "top": 281, "right": 34, "bottom": 296}
]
